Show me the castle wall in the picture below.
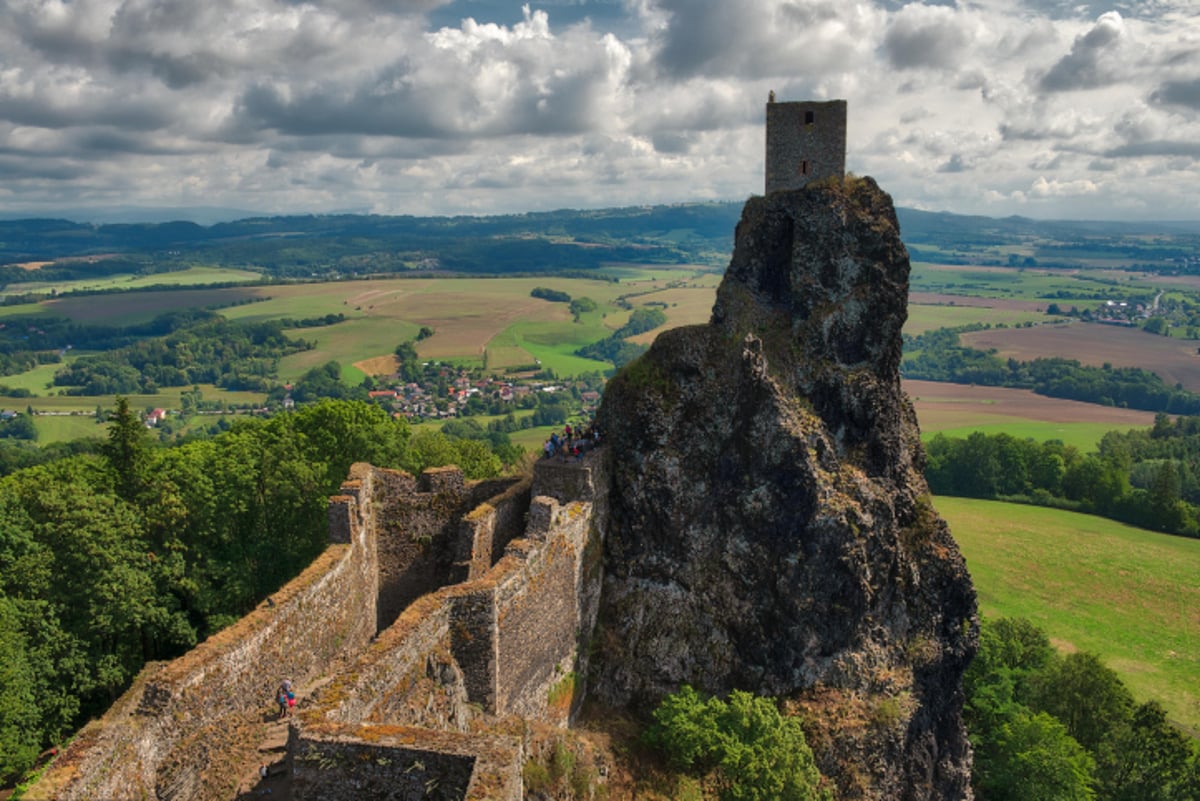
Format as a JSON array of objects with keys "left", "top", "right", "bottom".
[
  {"left": 29, "top": 454, "right": 607, "bottom": 801},
  {"left": 765, "top": 99, "right": 847, "bottom": 193},
  {"left": 451, "top": 477, "right": 533, "bottom": 582},
  {"left": 374, "top": 467, "right": 521, "bottom": 632},
  {"left": 25, "top": 466, "right": 382, "bottom": 801},
  {"left": 493, "top": 498, "right": 591, "bottom": 723},
  {"left": 291, "top": 725, "right": 522, "bottom": 801},
  {"left": 293, "top": 453, "right": 609, "bottom": 798}
]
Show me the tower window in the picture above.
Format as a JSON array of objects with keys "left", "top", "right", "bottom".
[
  {"left": 799, "top": 160, "right": 811, "bottom": 176},
  {"left": 804, "top": 110, "right": 815, "bottom": 125}
]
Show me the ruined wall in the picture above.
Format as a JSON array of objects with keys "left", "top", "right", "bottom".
[
  {"left": 29, "top": 455, "right": 605, "bottom": 801},
  {"left": 494, "top": 497, "right": 592, "bottom": 723},
  {"left": 375, "top": 467, "right": 521, "bottom": 631},
  {"left": 291, "top": 726, "right": 523, "bottom": 801},
  {"left": 292, "top": 453, "right": 609, "bottom": 799},
  {"left": 25, "top": 465, "right": 383, "bottom": 801},
  {"left": 452, "top": 477, "right": 533, "bottom": 582}
]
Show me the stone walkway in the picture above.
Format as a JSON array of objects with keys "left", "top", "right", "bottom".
[
  {"left": 231, "top": 711, "right": 292, "bottom": 800},
  {"left": 230, "top": 669, "right": 341, "bottom": 801}
]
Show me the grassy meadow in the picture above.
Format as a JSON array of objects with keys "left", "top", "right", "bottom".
[
  {"left": 937, "top": 496, "right": 1200, "bottom": 733},
  {"left": 1, "top": 266, "right": 263, "bottom": 296},
  {"left": 909, "top": 262, "right": 1149, "bottom": 301},
  {"left": 924, "top": 421, "right": 1128, "bottom": 452}
]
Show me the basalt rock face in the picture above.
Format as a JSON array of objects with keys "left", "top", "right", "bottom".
[{"left": 593, "top": 178, "right": 977, "bottom": 800}]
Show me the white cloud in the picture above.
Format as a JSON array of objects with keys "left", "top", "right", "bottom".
[
  {"left": 1029, "top": 175, "right": 1099, "bottom": 197},
  {"left": 1040, "top": 11, "right": 1134, "bottom": 91},
  {"left": 0, "top": 0, "right": 1196, "bottom": 219},
  {"left": 882, "top": 3, "right": 977, "bottom": 70}
]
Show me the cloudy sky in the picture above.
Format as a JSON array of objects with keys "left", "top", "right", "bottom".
[{"left": 2, "top": 0, "right": 1199, "bottom": 221}]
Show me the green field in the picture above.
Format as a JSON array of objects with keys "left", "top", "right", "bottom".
[
  {"left": 487, "top": 318, "right": 613, "bottom": 376},
  {"left": 277, "top": 317, "right": 422, "bottom": 382},
  {"left": 32, "top": 414, "right": 108, "bottom": 443},
  {"left": 937, "top": 496, "right": 1200, "bottom": 733},
  {"left": 904, "top": 304, "right": 1045, "bottom": 334},
  {"left": 0, "top": 361, "right": 69, "bottom": 394},
  {"left": 923, "top": 421, "right": 1132, "bottom": 452},
  {"left": 1, "top": 266, "right": 264, "bottom": 296},
  {"left": 910, "top": 263, "right": 1155, "bottom": 301},
  {"left": 0, "top": 384, "right": 269, "bottom": 445}
]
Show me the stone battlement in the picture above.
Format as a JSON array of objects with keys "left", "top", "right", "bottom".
[{"left": 27, "top": 452, "right": 609, "bottom": 801}]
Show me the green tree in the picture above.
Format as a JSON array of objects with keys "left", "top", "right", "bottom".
[
  {"left": 101, "top": 396, "right": 150, "bottom": 503},
  {"left": 451, "top": 439, "right": 503, "bottom": 479},
  {"left": 403, "top": 430, "right": 459, "bottom": 475},
  {"left": 569, "top": 297, "right": 597, "bottom": 321},
  {"left": 1147, "top": 461, "right": 1188, "bottom": 532},
  {"left": 646, "top": 685, "right": 830, "bottom": 801},
  {"left": 394, "top": 341, "right": 422, "bottom": 382},
  {"left": 1098, "top": 701, "right": 1198, "bottom": 801},
  {"left": 0, "top": 414, "right": 37, "bottom": 442},
  {"left": 1029, "top": 652, "right": 1134, "bottom": 753},
  {"left": 0, "top": 597, "right": 40, "bottom": 784},
  {"left": 977, "top": 709, "right": 1096, "bottom": 801},
  {"left": 287, "top": 399, "right": 410, "bottom": 490}
]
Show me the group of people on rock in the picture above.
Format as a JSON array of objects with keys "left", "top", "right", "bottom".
[{"left": 543, "top": 419, "right": 601, "bottom": 461}]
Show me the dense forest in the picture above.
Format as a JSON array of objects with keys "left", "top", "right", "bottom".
[
  {"left": 0, "top": 398, "right": 512, "bottom": 783},
  {"left": 0, "top": 309, "right": 320, "bottom": 397},
  {"left": 902, "top": 326, "right": 1200, "bottom": 415},
  {"left": 51, "top": 318, "right": 310, "bottom": 394},
  {"left": 966, "top": 617, "right": 1199, "bottom": 800},
  {"left": 926, "top": 414, "right": 1200, "bottom": 538}
]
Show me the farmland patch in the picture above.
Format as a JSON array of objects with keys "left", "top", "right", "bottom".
[
  {"left": 907, "top": 379, "right": 1160, "bottom": 431},
  {"left": 960, "top": 321, "right": 1200, "bottom": 392}
]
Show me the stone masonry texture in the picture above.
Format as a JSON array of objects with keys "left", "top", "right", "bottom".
[
  {"left": 766, "top": 99, "right": 847, "bottom": 193},
  {"left": 27, "top": 458, "right": 606, "bottom": 801}
]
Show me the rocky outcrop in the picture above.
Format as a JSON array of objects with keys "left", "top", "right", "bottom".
[{"left": 593, "top": 178, "right": 977, "bottom": 800}]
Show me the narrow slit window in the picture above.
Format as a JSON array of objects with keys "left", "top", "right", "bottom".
[{"left": 799, "top": 160, "right": 811, "bottom": 176}]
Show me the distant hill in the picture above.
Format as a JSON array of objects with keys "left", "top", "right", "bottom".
[
  {"left": 2, "top": 201, "right": 1198, "bottom": 283},
  {"left": 896, "top": 208, "right": 1200, "bottom": 239},
  {"left": 0, "top": 206, "right": 264, "bottom": 226},
  {"left": 0, "top": 204, "right": 745, "bottom": 281}
]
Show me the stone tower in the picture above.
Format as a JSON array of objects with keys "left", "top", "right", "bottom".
[{"left": 765, "top": 97, "right": 847, "bottom": 193}]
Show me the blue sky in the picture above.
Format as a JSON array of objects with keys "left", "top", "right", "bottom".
[{"left": 1, "top": 0, "right": 1198, "bottom": 220}]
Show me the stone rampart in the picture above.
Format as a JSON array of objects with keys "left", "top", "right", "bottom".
[
  {"left": 452, "top": 477, "right": 533, "bottom": 582},
  {"left": 291, "top": 725, "right": 522, "bottom": 801},
  {"left": 292, "top": 452, "right": 609, "bottom": 800},
  {"left": 25, "top": 462, "right": 381, "bottom": 801},
  {"left": 494, "top": 498, "right": 592, "bottom": 723},
  {"left": 27, "top": 453, "right": 607, "bottom": 801},
  {"left": 373, "top": 466, "right": 522, "bottom": 632}
]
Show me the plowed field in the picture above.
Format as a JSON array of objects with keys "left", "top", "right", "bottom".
[
  {"left": 961, "top": 321, "right": 1200, "bottom": 392},
  {"left": 907, "top": 379, "right": 1159, "bottom": 428}
]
